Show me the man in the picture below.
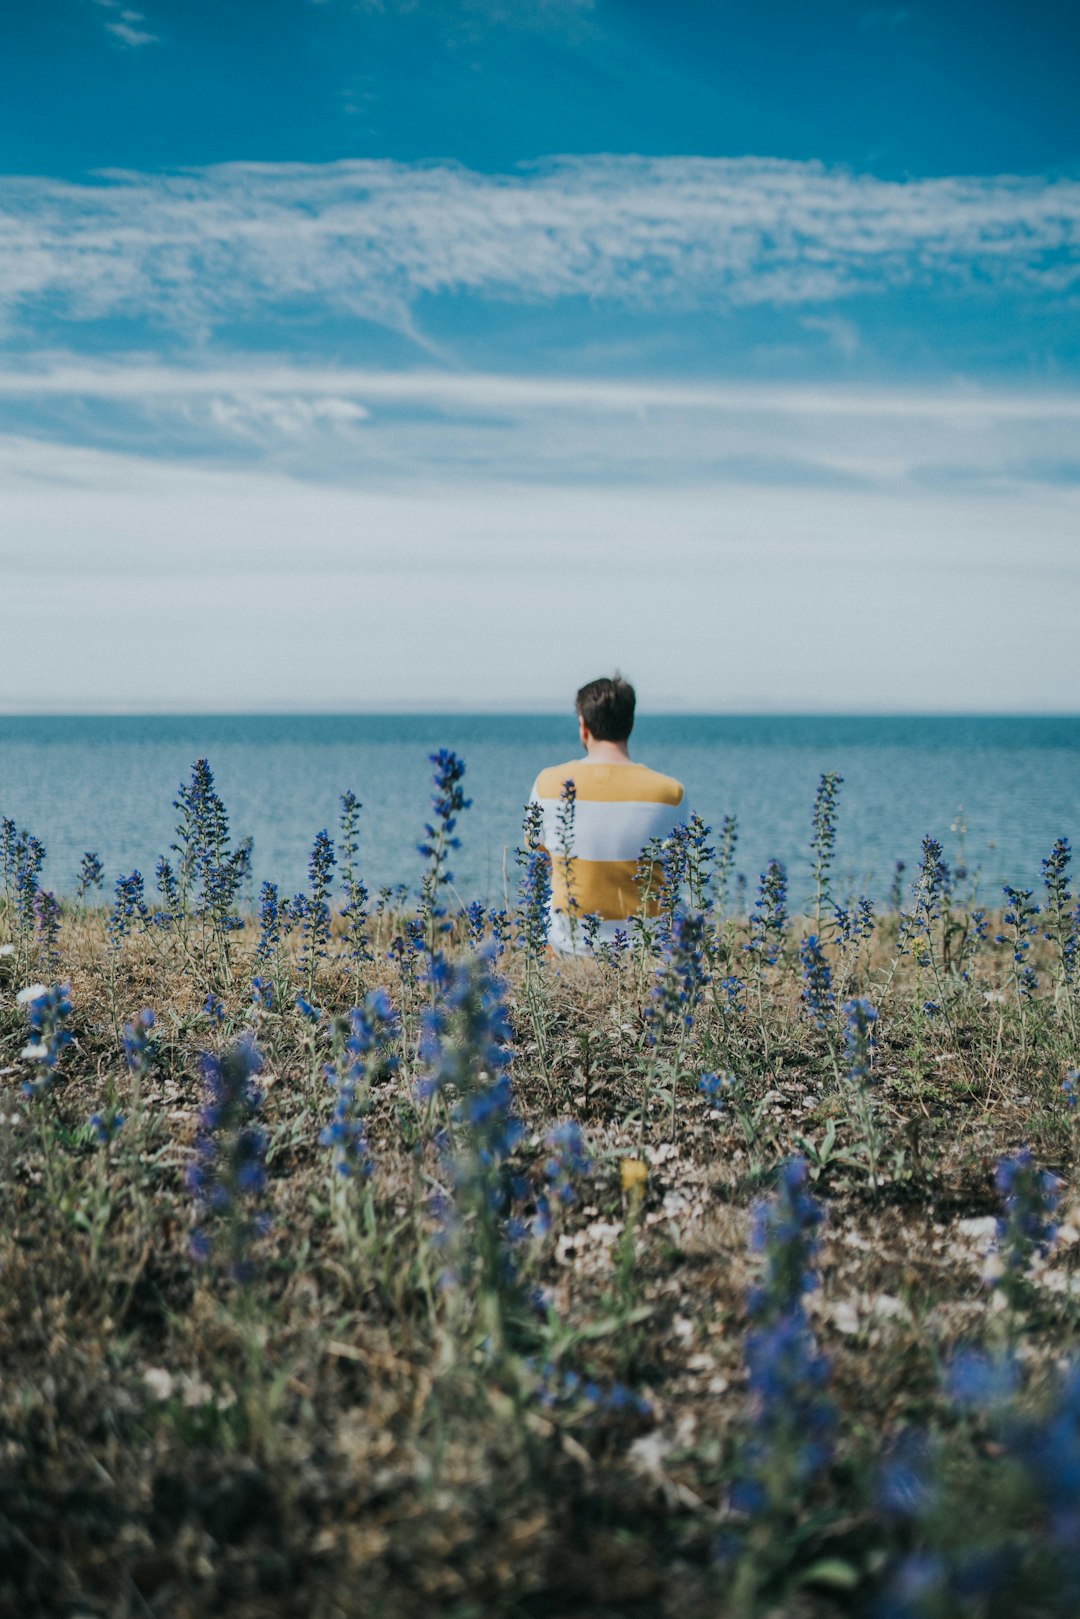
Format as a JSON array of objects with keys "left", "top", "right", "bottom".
[{"left": 530, "top": 674, "right": 688, "bottom": 955}]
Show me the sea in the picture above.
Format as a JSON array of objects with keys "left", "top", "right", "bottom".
[{"left": 0, "top": 714, "right": 1076, "bottom": 913}]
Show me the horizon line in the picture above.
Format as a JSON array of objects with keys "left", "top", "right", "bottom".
[{"left": 1, "top": 708, "right": 1078, "bottom": 722}]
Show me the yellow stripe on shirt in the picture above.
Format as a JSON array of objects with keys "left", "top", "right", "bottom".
[
  {"left": 548, "top": 856, "right": 661, "bottom": 922},
  {"left": 532, "top": 761, "right": 685, "bottom": 806}
]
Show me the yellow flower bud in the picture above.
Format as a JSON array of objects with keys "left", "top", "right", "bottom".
[{"left": 620, "top": 1158, "right": 648, "bottom": 1194}]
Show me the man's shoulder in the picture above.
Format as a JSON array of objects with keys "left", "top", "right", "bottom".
[
  {"left": 615, "top": 763, "right": 686, "bottom": 808},
  {"left": 532, "top": 760, "right": 685, "bottom": 807},
  {"left": 531, "top": 760, "right": 585, "bottom": 800}
]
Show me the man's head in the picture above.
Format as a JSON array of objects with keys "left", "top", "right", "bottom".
[{"left": 576, "top": 674, "right": 636, "bottom": 744}]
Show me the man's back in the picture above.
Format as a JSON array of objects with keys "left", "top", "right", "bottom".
[{"left": 530, "top": 757, "right": 687, "bottom": 953}]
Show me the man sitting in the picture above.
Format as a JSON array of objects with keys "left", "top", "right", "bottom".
[{"left": 530, "top": 674, "right": 688, "bottom": 955}]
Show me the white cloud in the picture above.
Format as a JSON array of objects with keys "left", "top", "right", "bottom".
[
  {"left": 0, "top": 157, "right": 1076, "bottom": 337},
  {"left": 1, "top": 434, "right": 1077, "bottom": 712},
  {"left": 7, "top": 358, "right": 1080, "bottom": 419},
  {"left": 1, "top": 360, "right": 1077, "bottom": 492},
  {"left": 105, "top": 21, "right": 157, "bottom": 48},
  {"left": 800, "top": 313, "right": 860, "bottom": 358},
  {"left": 92, "top": 0, "right": 157, "bottom": 47},
  {"left": 202, "top": 392, "right": 369, "bottom": 440}
]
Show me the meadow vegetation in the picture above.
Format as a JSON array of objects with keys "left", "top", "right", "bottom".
[{"left": 1, "top": 759, "right": 1079, "bottom": 1618}]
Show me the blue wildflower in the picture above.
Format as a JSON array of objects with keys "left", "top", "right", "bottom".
[
  {"left": 596, "top": 926, "right": 630, "bottom": 970},
  {"left": 726, "top": 1159, "right": 835, "bottom": 1573},
  {"left": 122, "top": 1008, "right": 156, "bottom": 1098},
  {"left": 843, "top": 997, "right": 878, "bottom": 1085},
  {"left": 746, "top": 860, "right": 787, "bottom": 968},
  {"left": 717, "top": 974, "right": 746, "bottom": 1015},
  {"left": 155, "top": 857, "right": 180, "bottom": 927},
  {"left": 418, "top": 749, "right": 471, "bottom": 968},
  {"left": 899, "top": 837, "right": 952, "bottom": 967},
  {"left": 464, "top": 900, "right": 487, "bottom": 947},
  {"left": 75, "top": 850, "right": 105, "bottom": 899},
  {"left": 748, "top": 1158, "right": 824, "bottom": 1322},
  {"left": 834, "top": 896, "right": 875, "bottom": 950},
  {"left": 418, "top": 952, "right": 513, "bottom": 1104},
  {"left": 108, "top": 871, "right": 148, "bottom": 949},
  {"left": 489, "top": 908, "right": 511, "bottom": 959},
  {"left": 645, "top": 908, "right": 710, "bottom": 1042},
  {"left": 455, "top": 1071, "right": 524, "bottom": 1182},
  {"left": 8, "top": 829, "right": 45, "bottom": 940},
  {"left": 89, "top": 1104, "right": 126, "bottom": 1147},
  {"left": 699, "top": 1070, "right": 735, "bottom": 1110},
  {"left": 255, "top": 882, "right": 283, "bottom": 962},
  {"left": 544, "top": 1120, "right": 590, "bottom": 1200},
  {"left": 529, "top": 1360, "right": 651, "bottom": 1421},
  {"left": 251, "top": 976, "right": 274, "bottom": 1012},
  {"left": 298, "top": 829, "right": 336, "bottom": 991},
  {"left": 714, "top": 814, "right": 739, "bottom": 918},
  {"left": 320, "top": 992, "right": 398, "bottom": 1180},
  {"left": 188, "top": 1034, "right": 269, "bottom": 1279},
  {"left": 945, "top": 1347, "right": 1021, "bottom": 1411},
  {"left": 685, "top": 811, "right": 715, "bottom": 913},
  {"left": 387, "top": 921, "right": 424, "bottom": 988},
  {"left": 809, "top": 771, "right": 843, "bottom": 931},
  {"left": 204, "top": 991, "right": 227, "bottom": 1024},
  {"left": 657, "top": 821, "right": 692, "bottom": 944},
  {"left": 799, "top": 934, "right": 834, "bottom": 1028},
  {"left": 1000, "top": 884, "right": 1040, "bottom": 999},
  {"left": 338, "top": 791, "right": 372, "bottom": 977},
  {"left": 419, "top": 953, "right": 524, "bottom": 1341},
  {"left": 877, "top": 1433, "right": 936, "bottom": 1522},
  {"left": 1042, "top": 838, "right": 1077, "bottom": 993},
  {"left": 516, "top": 801, "right": 552, "bottom": 965},
  {"left": 993, "top": 1147, "right": 1060, "bottom": 1292},
  {"left": 554, "top": 778, "right": 580, "bottom": 951},
  {"left": 168, "top": 759, "right": 251, "bottom": 937},
  {"left": 17, "top": 982, "right": 74, "bottom": 1098},
  {"left": 34, "top": 890, "right": 61, "bottom": 971},
  {"left": 535, "top": 1120, "right": 591, "bottom": 1234}
]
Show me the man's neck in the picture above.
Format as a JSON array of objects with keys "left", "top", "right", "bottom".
[{"left": 583, "top": 739, "right": 633, "bottom": 765}]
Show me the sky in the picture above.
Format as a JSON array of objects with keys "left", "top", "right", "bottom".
[{"left": 0, "top": 0, "right": 1078, "bottom": 712}]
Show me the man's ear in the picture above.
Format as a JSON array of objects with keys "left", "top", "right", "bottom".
[{"left": 578, "top": 715, "right": 589, "bottom": 746}]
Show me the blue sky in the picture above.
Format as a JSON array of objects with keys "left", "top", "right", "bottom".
[
  {"left": 4, "top": 0, "right": 1077, "bottom": 178},
  {"left": 0, "top": 0, "right": 1078, "bottom": 711}
]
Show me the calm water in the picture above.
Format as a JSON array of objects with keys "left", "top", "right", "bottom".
[{"left": 0, "top": 715, "right": 1076, "bottom": 911}]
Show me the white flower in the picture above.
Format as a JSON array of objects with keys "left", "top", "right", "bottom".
[
  {"left": 982, "top": 1251, "right": 1005, "bottom": 1287},
  {"left": 0, "top": 943, "right": 14, "bottom": 957},
  {"left": 15, "top": 984, "right": 48, "bottom": 1005},
  {"left": 142, "top": 1367, "right": 175, "bottom": 1402},
  {"left": 20, "top": 1043, "right": 48, "bottom": 1062}
]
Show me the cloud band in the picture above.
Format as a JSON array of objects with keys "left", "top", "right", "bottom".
[{"left": 1, "top": 156, "right": 1077, "bottom": 335}]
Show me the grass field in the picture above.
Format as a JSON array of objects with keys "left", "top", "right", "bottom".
[{"left": 1, "top": 760, "right": 1078, "bottom": 1618}]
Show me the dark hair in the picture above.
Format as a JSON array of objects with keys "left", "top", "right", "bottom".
[{"left": 576, "top": 674, "right": 636, "bottom": 742}]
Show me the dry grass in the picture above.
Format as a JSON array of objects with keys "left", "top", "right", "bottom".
[{"left": 1, "top": 908, "right": 1077, "bottom": 1618}]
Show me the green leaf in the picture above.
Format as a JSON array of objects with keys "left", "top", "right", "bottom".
[
  {"left": 572, "top": 1305, "right": 655, "bottom": 1341},
  {"left": 799, "top": 1558, "right": 860, "bottom": 1591}
]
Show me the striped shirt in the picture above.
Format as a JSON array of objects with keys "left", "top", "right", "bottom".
[{"left": 530, "top": 759, "right": 688, "bottom": 954}]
